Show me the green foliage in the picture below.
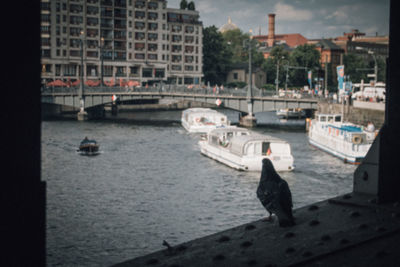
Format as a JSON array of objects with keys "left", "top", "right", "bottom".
[
  {"left": 262, "top": 84, "right": 275, "bottom": 91},
  {"left": 187, "top": 1, "right": 195, "bottom": 10},
  {"left": 343, "top": 53, "right": 367, "bottom": 83},
  {"left": 222, "top": 29, "right": 266, "bottom": 69},
  {"left": 180, "top": 0, "right": 187, "bottom": 9},
  {"left": 262, "top": 46, "right": 290, "bottom": 84},
  {"left": 287, "top": 44, "right": 321, "bottom": 87},
  {"left": 222, "top": 29, "right": 249, "bottom": 63},
  {"left": 203, "top": 26, "right": 232, "bottom": 85}
]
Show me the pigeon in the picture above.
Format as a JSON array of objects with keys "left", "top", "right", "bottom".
[{"left": 257, "top": 158, "right": 295, "bottom": 227}]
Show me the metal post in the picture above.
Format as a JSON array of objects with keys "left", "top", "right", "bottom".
[
  {"left": 79, "top": 36, "right": 84, "bottom": 112},
  {"left": 324, "top": 54, "right": 328, "bottom": 97},
  {"left": 100, "top": 37, "right": 104, "bottom": 87},
  {"left": 275, "top": 59, "right": 280, "bottom": 96},
  {"left": 245, "top": 38, "right": 253, "bottom": 116},
  {"left": 285, "top": 65, "right": 288, "bottom": 93},
  {"left": 77, "top": 31, "right": 88, "bottom": 120}
]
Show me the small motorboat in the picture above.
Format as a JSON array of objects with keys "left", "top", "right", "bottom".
[
  {"left": 181, "top": 108, "right": 231, "bottom": 133},
  {"left": 78, "top": 137, "right": 100, "bottom": 155}
]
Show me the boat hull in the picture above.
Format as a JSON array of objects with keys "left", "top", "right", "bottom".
[
  {"left": 199, "top": 141, "right": 294, "bottom": 172},
  {"left": 78, "top": 144, "right": 100, "bottom": 155},
  {"left": 308, "top": 136, "right": 363, "bottom": 164}
]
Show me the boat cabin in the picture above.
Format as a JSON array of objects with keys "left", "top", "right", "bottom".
[
  {"left": 316, "top": 114, "right": 343, "bottom": 124},
  {"left": 229, "top": 135, "right": 291, "bottom": 157},
  {"left": 207, "top": 128, "right": 251, "bottom": 147}
]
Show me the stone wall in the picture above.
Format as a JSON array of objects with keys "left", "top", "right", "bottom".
[{"left": 317, "top": 102, "right": 385, "bottom": 129}]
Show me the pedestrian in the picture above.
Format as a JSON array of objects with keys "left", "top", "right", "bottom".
[{"left": 256, "top": 158, "right": 295, "bottom": 227}]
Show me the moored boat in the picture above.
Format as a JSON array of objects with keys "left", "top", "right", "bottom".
[
  {"left": 78, "top": 137, "right": 100, "bottom": 155},
  {"left": 198, "top": 127, "right": 295, "bottom": 172},
  {"left": 308, "top": 114, "right": 375, "bottom": 164},
  {"left": 276, "top": 108, "right": 306, "bottom": 119},
  {"left": 181, "top": 108, "right": 231, "bottom": 133}
]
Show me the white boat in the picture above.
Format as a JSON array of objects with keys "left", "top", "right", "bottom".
[
  {"left": 276, "top": 108, "right": 306, "bottom": 119},
  {"left": 199, "top": 127, "right": 295, "bottom": 172},
  {"left": 181, "top": 108, "right": 231, "bottom": 133},
  {"left": 308, "top": 114, "right": 375, "bottom": 164}
]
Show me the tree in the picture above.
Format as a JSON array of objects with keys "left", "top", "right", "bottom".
[
  {"left": 288, "top": 44, "right": 321, "bottom": 87},
  {"left": 203, "top": 26, "right": 232, "bottom": 85},
  {"left": 222, "top": 29, "right": 265, "bottom": 68},
  {"left": 180, "top": 0, "right": 187, "bottom": 9},
  {"left": 187, "top": 1, "right": 195, "bottom": 10},
  {"left": 262, "top": 45, "right": 290, "bottom": 84},
  {"left": 343, "top": 53, "right": 367, "bottom": 84}
]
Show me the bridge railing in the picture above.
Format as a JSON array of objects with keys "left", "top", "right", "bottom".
[{"left": 41, "top": 85, "right": 316, "bottom": 99}]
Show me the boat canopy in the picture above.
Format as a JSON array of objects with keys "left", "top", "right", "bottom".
[
  {"left": 230, "top": 134, "right": 286, "bottom": 156},
  {"left": 208, "top": 127, "right": 250, "bottom": 137}
]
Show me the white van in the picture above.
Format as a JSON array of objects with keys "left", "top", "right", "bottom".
[{"left": 352, "top": 82, "right": 385, "bottom": 101}]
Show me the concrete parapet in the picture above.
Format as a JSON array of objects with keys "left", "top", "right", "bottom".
[{"left": 112, "top": 193, "right": 400, "bottom": 267}]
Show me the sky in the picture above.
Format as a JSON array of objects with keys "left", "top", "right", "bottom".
[{"left": 167, "top": 0, "right": 390, "bottom": 39}]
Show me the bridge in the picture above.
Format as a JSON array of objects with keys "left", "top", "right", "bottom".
[{"left": 41, "top": 86, "right": 318, "bottom": 118}]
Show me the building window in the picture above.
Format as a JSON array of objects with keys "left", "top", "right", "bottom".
[
  {"left": 172, "top": 55, "right": 181, "bottom": 62},
  {"left": 148, "top": 33, "right": 158, "bottom": 41},
  {"left": 116, "top": 66, "right": 126, "bottom": 76},
  {"left": 155, "top": 68, "right": 164, "bottom": 78},
  {"left": 135, "top": 53, "right": 145, "bottom": 59},
  {"left": 185, "top": 65, "right": 194, "bottom": 71},
  {"left": 148, "top": 1, "right": 158, "bottom": 9},
  {"left": 148, "top": 43, "right": 157, "bottom": 51},
  {"left": 142, "top": 68, "right": 152, "bottom": 77},
  {"left": 64, "top": 65, "right": 77, "bottom": 76},
  {"left": 171, "top": 65, "right": 181, "bottom": 71},
  {"left": 135, "top": 32, "right": 145, "bottom": 40},
  {"left": 87, "top": 65, "right": 98, "bottom": 76},
  {"left": 87, "top": 6, "right": 99, "bottom": 15},
  {"left": 135, "top": 21, "right": 145, "bottom": 30},
  {"left": 135, "top": 43, "right": 145, "bottom": 51},
  {"left": 148, "top": 54, "right": 157, "bottom": 60},
  {"left": 135, "top": 11, "right": 145, "bottom": 19},
  {"left": 104, "top": 66, "right": 113, "bottom": 77},
  {"left": 148, "top": 22, "right": 158, "bottom": 31},
  {"left": 233, "top": 73, "right": 238, "bottom": 80},
  {"left": 148, "top": 12, "right": 158, "bottom": 20},
  {"left": 130, "top": 66, "right": 139, "bottom": 74},
  {"left": 135, "top": 1, "right": 145, "bottom": 9}
]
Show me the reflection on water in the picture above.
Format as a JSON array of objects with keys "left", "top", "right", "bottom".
[{"left": 42, "top": 111, "right": 356, "bottom": 266}]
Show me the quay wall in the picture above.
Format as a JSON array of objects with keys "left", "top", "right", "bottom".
[{"left": 317, "top": 102, "right": 385, "bottom": 129}]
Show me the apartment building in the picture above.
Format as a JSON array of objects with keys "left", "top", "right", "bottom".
[{"left": 40, "top": 0, "right": 203, "bottom": 87}]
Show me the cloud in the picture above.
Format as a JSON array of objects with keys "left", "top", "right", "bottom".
[
  {"left": 273, "top": 2, "right": 313, "bottom": 21},
  {"left": 196, "top": 0, "right": 218, "bottom": 14}
]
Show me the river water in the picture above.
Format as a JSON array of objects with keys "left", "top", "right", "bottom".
[{"left": 42, "top": 110, "right": 357, "bottom": 266}]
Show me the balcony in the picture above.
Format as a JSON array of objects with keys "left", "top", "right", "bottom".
[
  {"left": 148, "top": 2, "right": 158, "bottom": 10},
  {"left": 135, "top": 1, "right": 145, "bottom": 9},
  {"left": 101, "top": 0, "right": 113, "bottom": 6}
]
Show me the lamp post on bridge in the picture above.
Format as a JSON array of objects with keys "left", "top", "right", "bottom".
[
  {"left": 77, "top": 30, "right": 88, "bottom": 121},
  {"left": 275, "top": 56, "right": 284, "bottom": 96},
  {"left": 99, "top": 37, "right": 104, "bottom": 88},
  {"left": 240, "top": 30, "right": 257, "bottom": 127}
]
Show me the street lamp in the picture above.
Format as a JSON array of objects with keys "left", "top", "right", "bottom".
[
  {"left": 99, "top": 37, "right": 104, "bottom": 87},
  {"left": 240, "top": 30, "right": 257, "bottom": 127},
  {"left": 77, "top": 30, "right": 87, "bottom": 120},
  {"left": 356, "top": 46, "right": 378, "bottom": 86},
  {"left": 368, "top": 50, "right": 378, "bottom": 86},
  {"left": 275, "top": 56, "right": 284, "bottom": 96},
  {"left": 243, "top": 35, "right": 256, "bottom": 116}
]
